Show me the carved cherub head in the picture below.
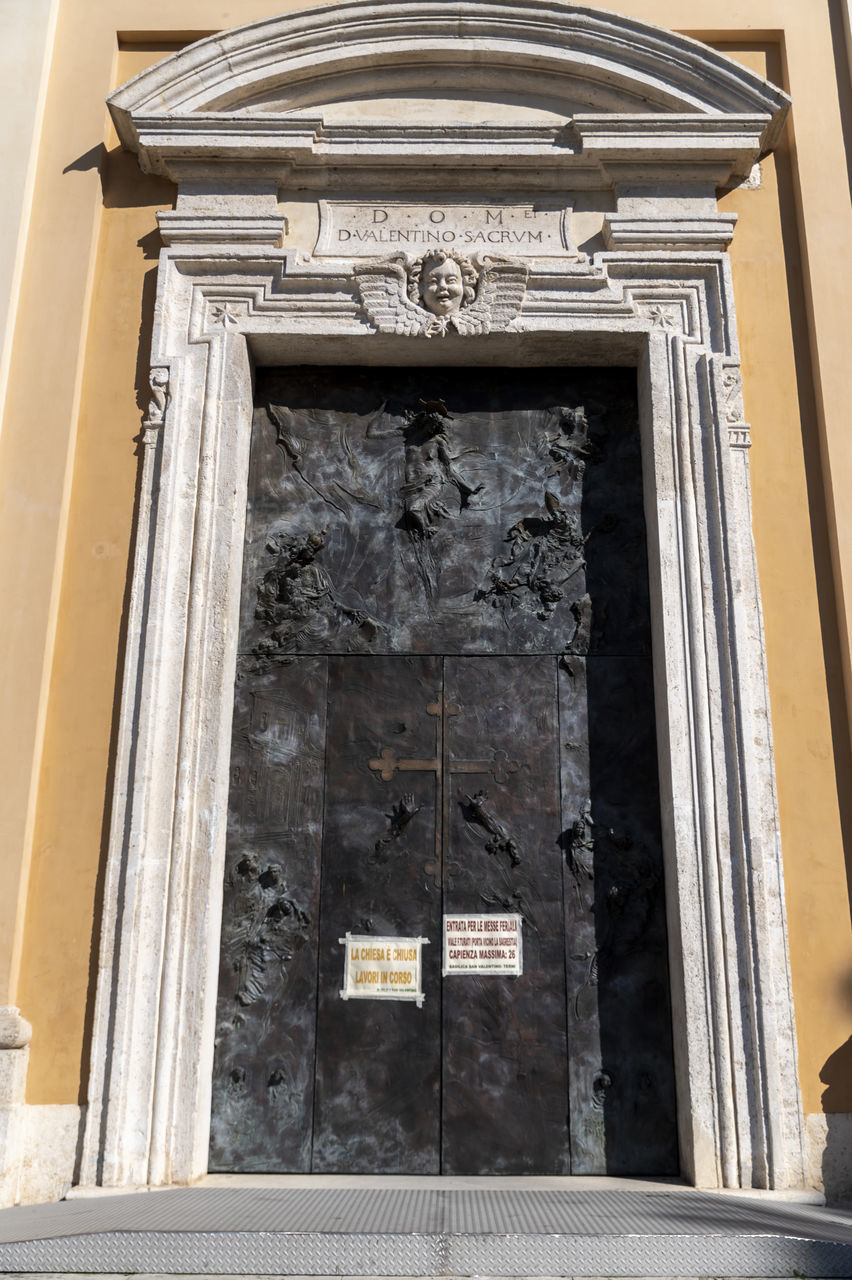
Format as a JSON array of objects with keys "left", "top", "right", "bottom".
[{"left": 408, "top": 251, "right": 478, "bottom": 317}]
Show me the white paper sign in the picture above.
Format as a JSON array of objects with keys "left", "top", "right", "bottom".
[
  {"left": 339, "top": 933, "right": 428, "bottom": 1006},
  {"left": 442, "top": 914, "right": 523, "bottom": 976}
]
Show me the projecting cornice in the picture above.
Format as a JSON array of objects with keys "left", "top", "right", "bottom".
[{"left": 108, "top": 0, "right": 790, "bottom": 189}]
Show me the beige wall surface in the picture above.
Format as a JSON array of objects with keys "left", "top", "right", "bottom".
[
  {"left": 0, "top": 0, "right": 58, "bottom": 434},
  {"left": 0, "top": 0, "right": 850, "bottom": 1135}
]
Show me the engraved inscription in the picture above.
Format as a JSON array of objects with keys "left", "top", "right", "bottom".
[{"left": 316, "top": 200, "right": 577, "bottom": 257}]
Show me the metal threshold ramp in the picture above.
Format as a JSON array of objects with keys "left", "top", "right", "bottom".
[{"left": 0, "top": 1179, "right": 850, "bottom": 1277}]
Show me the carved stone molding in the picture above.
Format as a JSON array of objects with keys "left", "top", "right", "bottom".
[
  {"left": 76, "top": 0, "right": 805, "bottom": 1202},
  {"left": 634, "top": 300, "right": 689, "bottom": 335},
  {"left": 157, "top": 212, "right": 287, "bottom": 247},
  {"left": 140, "top": 366, "right": 170, "bottom": 448},
  {"left": 604, "top": 213, "right": 738, "bottom": 252},
  {"left": 107, "top": 4, "right": 789, "bottom": 190}
]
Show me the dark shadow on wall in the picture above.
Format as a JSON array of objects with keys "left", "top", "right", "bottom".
[
  {"left": 827, "top": 0, "right": 852, "bottom": 200},
  {"left": 820, "top": 1034, "right": 852, "bottom": 1205},
  {"left": 101, "top": 145, "right": 176, "bottom": 211},
  {"left": 63, "top": 143, "right": 105, "bottom": 176},
  {"left": 63, "top": 141, "right": 176, "bottom": 211}
]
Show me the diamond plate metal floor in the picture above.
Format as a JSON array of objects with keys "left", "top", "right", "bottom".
[{"left": 0, "top": 1184, "right": 850, "bottom": 1277}]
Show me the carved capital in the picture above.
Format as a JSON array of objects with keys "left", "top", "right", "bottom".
[{"left": 0, "top": 1007, "right": 32, "bottom": 1050}]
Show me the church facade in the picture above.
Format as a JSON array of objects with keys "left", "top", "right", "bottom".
[{"left": 0, "top": 0, "right": 851, "bottom": 1206}]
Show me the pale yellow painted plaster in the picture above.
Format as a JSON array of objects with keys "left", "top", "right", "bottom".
[
  {"left": 0, "top": 0, "right": 59, "bottom": 435},
  {"left": 719, "top": 44, "right": 852, "bottom": 1116},
  {"left": 1, "top": 2, "right": 849, "bottom": 1127}
]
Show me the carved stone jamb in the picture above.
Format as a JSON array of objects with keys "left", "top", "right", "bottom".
[
  {"left": 78, "top": 0, "right": 806, "bottom": 1199},
  {"left": 634, "top": 302, "right": 796, "bottom": 1191}
]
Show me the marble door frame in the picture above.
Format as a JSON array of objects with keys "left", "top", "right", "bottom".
[{"left": 79, "top": 0, "right": 807, "bottom": 1191}]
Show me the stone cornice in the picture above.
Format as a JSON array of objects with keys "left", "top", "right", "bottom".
[
  {"left": 108, "top": 0, "right": 790, "bottom": 191},
  {"left": 126, "top": 112, "right": 775, "bottom": 190}
]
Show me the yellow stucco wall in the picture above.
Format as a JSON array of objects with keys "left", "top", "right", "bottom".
[{"left": 1, "top": 0, "right": 850, "bottom": 1126}]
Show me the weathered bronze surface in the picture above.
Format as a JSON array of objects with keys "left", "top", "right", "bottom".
[
  {"left": 237, "top": 368, "right": 650, "bottom": 663},
  {"left": 559, "top": 656, "right": 678, "bottom": 1173},
  {"left": 209, "top": 658, "right": 327, "bottom": 1171},
  {"left": 442, "top": 655, "right": 570, "bottom": 1175},
  {"left": 209, "top": 367, "right": 676, "bottom": 1175},
  {"left": 312, "top": 656, "right": 442, "bottom": 1173}
]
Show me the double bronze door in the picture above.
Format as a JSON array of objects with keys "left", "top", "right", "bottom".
[{"left": 209, "top": 366, "right": 678, "bottom": 1175}]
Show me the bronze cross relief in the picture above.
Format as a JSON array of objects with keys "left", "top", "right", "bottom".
[
  {"left": 368, "top": 693, "right": 520, "bottom": 886},
  {"left": 368, "top": 694, "right": 520, "bottom": 784}
]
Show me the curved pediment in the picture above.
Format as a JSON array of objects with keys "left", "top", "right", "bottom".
[
  {"left": 108, "top": 0, "right": 790, "bottom": 193},
  {"left": 109, "top": 0, "right": 789, "bottom": 150}
]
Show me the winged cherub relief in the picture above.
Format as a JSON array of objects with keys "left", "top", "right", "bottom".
[{"left": 354, "top": 251, "right": 529, "bottom": 337}]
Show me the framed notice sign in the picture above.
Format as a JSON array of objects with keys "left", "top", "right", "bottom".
[
  {"left": 339, "top": 933, "right": 428, "bottom": 1007},
  {"left": 442, "top": 915, "right": 523, "bottom": 976}
]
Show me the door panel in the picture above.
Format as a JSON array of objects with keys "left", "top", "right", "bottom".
[
  {"left": 560, "top": 656, "right": 679, "bottom": 1174},
  {"left": 209, "top": 367, "right": 678, "bottom": 1177},
  {"left": 312, "top": 656, "right": 442, "bottom": 1173},
  {"left": 442, "top": 656, "right": 570, "bottom": 1175},
  {"left": 209, "top": 658, "right": 328, "bottom": 1172}
]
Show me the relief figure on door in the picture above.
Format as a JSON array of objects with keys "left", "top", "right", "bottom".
[{"left": 238, "top": 371, "right": 648, "bottom": 661}]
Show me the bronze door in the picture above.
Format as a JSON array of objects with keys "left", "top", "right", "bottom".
[{"left": 209, "top": 367, "right": 677, "bottom": 1175}]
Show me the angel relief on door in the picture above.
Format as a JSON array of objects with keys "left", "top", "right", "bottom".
[{"left": 208, "top": 366, "right": 678, "bottom": 1176}]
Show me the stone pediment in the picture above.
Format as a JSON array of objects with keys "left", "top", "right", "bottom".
[{"left": 108, "top": 0, "right": 789, "bottom": 188}]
